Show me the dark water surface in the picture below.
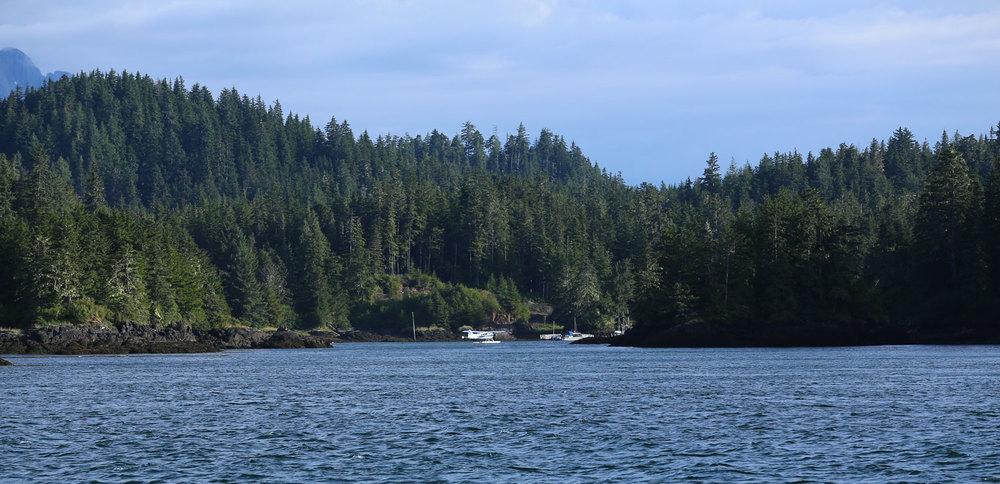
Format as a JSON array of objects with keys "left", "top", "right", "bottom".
[{"left": 3, "top": 343, "right": 1000, "bottom": 482}]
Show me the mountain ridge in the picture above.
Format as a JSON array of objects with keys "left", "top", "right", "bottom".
[{"left": 0, "top": 47, "right": 70, "bottom": 95}]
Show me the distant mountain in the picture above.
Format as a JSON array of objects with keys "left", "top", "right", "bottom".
[
  {"left": 46, "top": 70, "right": 72, "bottom": 81},
  {"left": 0, "top": 48, "right": 67, "bottom": 95}
]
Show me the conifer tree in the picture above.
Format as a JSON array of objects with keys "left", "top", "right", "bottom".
[
  {"left": 294, "top": 210, "right": 334, "bottom": 329},
  {"left": 914, "top": 147, "right": 985, "bottom": 320},
  {"left": 699, "top": 152, "right": 721, "bottom": 194}
]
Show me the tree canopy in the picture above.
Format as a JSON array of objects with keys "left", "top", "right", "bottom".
[{"left": 1, "top": 71, "right": 999, "bottom": 344}]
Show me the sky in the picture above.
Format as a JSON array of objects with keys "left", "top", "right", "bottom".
[{"left": 2, "top": 0, "right": 1000, "bottom": 185}]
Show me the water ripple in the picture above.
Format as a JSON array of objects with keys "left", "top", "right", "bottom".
[{"left": 4, "top": 345, "right": 1000, "bottom": 481}]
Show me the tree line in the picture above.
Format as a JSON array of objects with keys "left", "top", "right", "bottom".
[
  {"left": 1, "top": 70, "right": 998, "bottom": 343},
  {"left": 633, "top": 131, "right": 1000, "bottom": 343}
]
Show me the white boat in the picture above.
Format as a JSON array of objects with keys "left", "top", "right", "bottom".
[
  {"left": 561, "top": 319, "right": 593, "bottom": 342},
  {"left": 561, "top": 331, "right": 593, "bottom": 342},
  {"left": 540, "top": 321, "right": 562, "bottom": 340}
]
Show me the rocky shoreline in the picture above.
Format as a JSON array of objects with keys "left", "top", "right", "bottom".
[
  {"left": 7, "top": 320, "right": 998, "bottom": 356},
  {"left": 0, "top": 323, "right": 338, "bottom": 355},
  {"left": 0, "top": 323, "right": 470, "bottom": 356}
]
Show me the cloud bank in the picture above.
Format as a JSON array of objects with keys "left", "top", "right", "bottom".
[{"left": 2, "top": 0, "right": 999, "bottom": 183}]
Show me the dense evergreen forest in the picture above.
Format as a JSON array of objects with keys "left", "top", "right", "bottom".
[{"left": 1, "top": 70, "right": 999, "bottom": 344}]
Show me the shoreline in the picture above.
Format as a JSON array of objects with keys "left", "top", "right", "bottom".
[
  {"left": 6, "top": 321, "right": 1000, "bottom": 357},
  {"left": 0, "top": 323, "right": 338, "bottom": 355},
  {"left": 0, "top": 323, "right": 472, "bottom": 355}
]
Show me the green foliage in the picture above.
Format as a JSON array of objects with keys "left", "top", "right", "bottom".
[
  {"left": 351, "top": 274, "right": 505, "bottom": 334},
  {"left": 0, "top": 70, "right": 999, "bottom": 342},
  {"left": 637, "top": 135, "right": 1000, "bottom": 340},
  {"left": 911, "top": 147, "right": 987, "bottom": 324},
  {"left": 486, "top": 274, "right": 530, "bottom": 323}
]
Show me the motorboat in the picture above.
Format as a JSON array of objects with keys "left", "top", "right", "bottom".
[
  {"left": 561, "top": 319, "right": 592, "bottom": 342},
  {"left": 561, "top": 331, "right": 593, "bottom": 342}
]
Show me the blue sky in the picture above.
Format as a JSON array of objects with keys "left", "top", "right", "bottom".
[{"left": 3, "top": 1, "right": 999, "bottom": 185}]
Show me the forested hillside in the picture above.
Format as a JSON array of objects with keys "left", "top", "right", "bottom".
[{"left": 1, "top": 71, "right": 998, "bottom": 343}]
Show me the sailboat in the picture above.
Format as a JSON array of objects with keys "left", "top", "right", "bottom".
[{"left": 539, "top": 323, "right": 562, "bottom": 340}]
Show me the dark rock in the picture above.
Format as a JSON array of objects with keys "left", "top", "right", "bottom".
[
  {"left": 416, "top": 329, "right": 461, "bottom": 342},
  {"left": 309, "top": 330, "right": 341, "bottom": 340},
  {"left": 259, "top": 329, "right": 336, "bottom": 348},
  {"left": 0, "top": 329, "right": 27, "bottom": 354},
  {"left": 199, "top": 327, "right": 271, "bottom": 349},
  {"left": 0, "top": 323, "right": 345, "bottom": 354},
  {"left": 0, "top": 323, "right": 211, "bottom": 354},
  {"left": 0, "top": 357, "right": 12, "bottom": 366},
  {"left": 336, "top": 330, "right": 406, "bottom": 342},
  {"left": 626, "top": 320, "right": 733, "bottom": 347},
  {"left": 261, "top": 329, "right": 306, "bottom": 349}
]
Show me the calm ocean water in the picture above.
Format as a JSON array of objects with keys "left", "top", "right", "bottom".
[{"left": 3, "top": 343, "right": 1000, "bottom": 482}]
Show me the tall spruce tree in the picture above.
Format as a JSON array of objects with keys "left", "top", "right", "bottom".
[{"left": 914, "top": 147, "right": 985, "bottom": 322}]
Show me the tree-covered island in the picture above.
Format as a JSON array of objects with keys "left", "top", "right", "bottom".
[{"left": 1, "top": 71, "right": 999, "bottom": 350}]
